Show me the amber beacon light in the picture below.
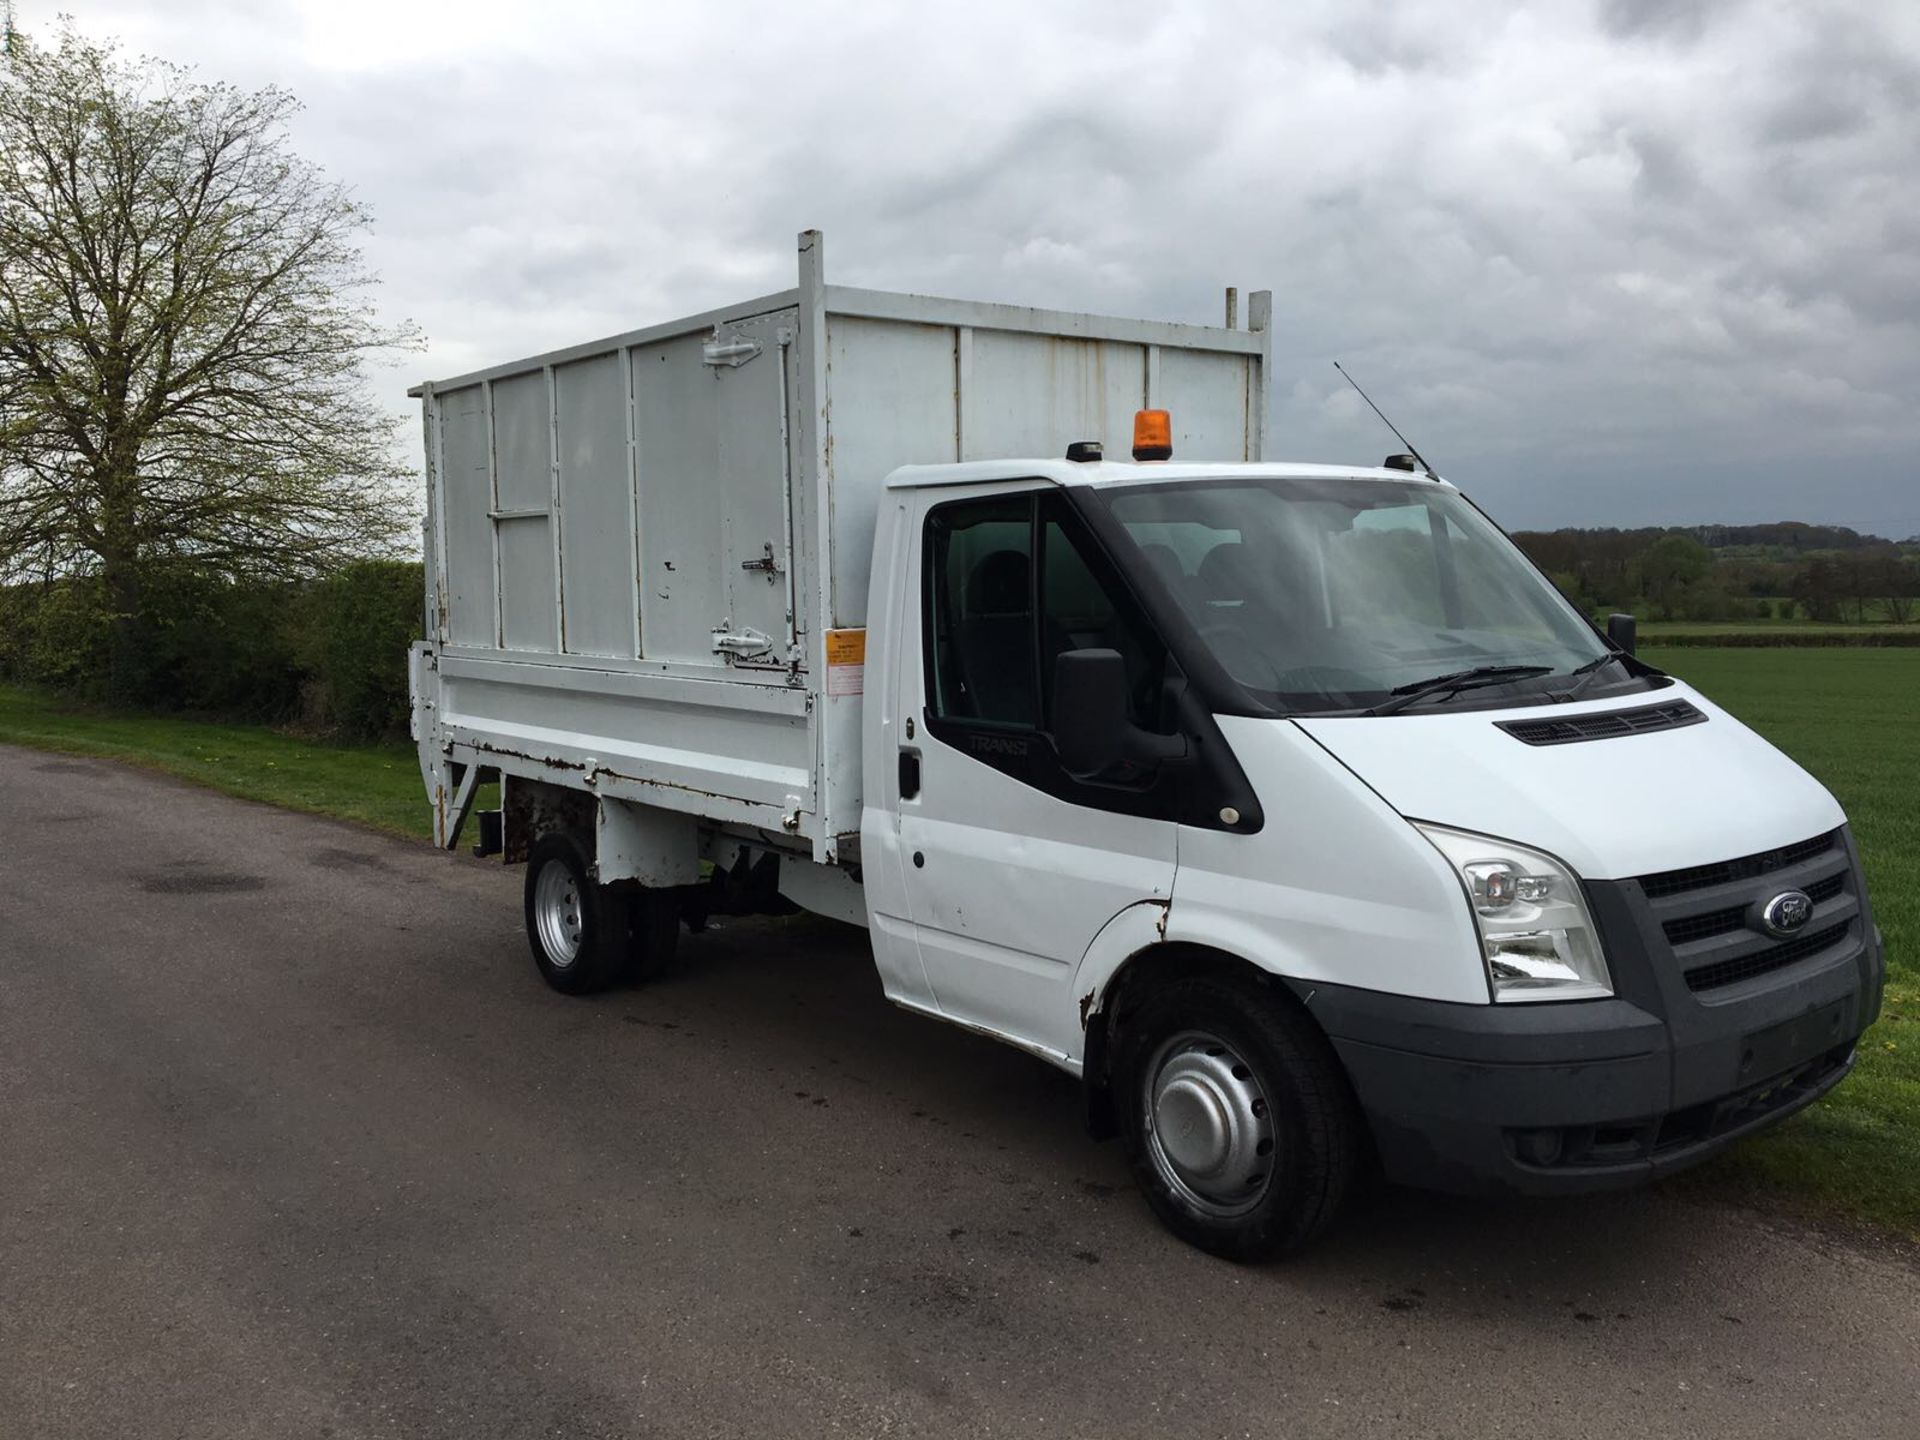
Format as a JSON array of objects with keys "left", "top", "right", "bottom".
[{"left": 1131, "top": 409, "right": 1173, "bottom": 461}]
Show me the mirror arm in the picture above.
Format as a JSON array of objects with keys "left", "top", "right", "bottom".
[{"left": 1125, "top": 726, "right": 1190, "bottom": 765}]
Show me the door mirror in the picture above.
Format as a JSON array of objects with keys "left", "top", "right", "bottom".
[
  {"left": 1605, "top": 612, "right": 1637, "bottom": 656},
  {"left": 1051, "top": 649, "right": 1187, "bottom": 777},
  {"left": 1052, "top": 649, "right": 1129, "bottom": 776}
]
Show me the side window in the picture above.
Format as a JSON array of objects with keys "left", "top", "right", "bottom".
[
  {"left": 924, "top": 492, "right": 1169, "bottom": 739},
  {"left": 926, "top": 496, "right": 1038, "bottom": 726}
]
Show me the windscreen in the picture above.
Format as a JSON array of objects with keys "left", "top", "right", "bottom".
[{"left": 1101, "top": 477, "right": 1611, "bottom": 713}]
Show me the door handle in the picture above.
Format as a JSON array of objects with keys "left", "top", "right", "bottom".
[{"left": 898, "top": 749, "right": 921, "bottom": 800}]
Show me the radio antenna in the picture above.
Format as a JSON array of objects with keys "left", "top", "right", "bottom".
[{"left": 1333, "top": 361, "right": 1434, "bottom": 476}]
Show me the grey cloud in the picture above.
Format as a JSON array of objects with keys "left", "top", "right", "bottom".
[
  {"left": 1755, "top": 17, "right": 1920, "bottom": 150},
  {"left": 1626, "top": 128, "right": 1702, "bottom": 202},
  {"left": 1760, "top": 92, "right": 1869, "bottom": 145},
  {"left": 1322, "top": 19, "right": 1446, "bottom": 76},
  {"left": 1597, "top": 0, "right": 1742, "bottom": 44}
]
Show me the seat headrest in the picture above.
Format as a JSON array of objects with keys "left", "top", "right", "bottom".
[
  {"left": 1195, "top": 543, "right": 1257, "bottom": 601},
  {"left": 1136, "top": 543, "right": 1185, "bottom": 583},
  {"left": 966, "top": 550, "right": 1031, "bottom": 614}
]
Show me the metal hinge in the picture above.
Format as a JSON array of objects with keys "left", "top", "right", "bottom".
[{"left": 702, "top": 329, "right": 762, "bottom": 368}]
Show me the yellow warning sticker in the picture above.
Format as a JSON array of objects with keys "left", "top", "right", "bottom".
[{"left": 826, "top": 629, "right": 865, "bottom": 696}]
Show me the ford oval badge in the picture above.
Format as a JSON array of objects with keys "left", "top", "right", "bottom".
[{"left": 1761, "top": 890, "right": 1814, "bottom": 937}]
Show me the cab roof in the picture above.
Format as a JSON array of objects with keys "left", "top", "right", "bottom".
[{"left": 882, "top": 458, "right": 1454, "bottom": 490}]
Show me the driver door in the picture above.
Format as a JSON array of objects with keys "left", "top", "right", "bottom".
[{"left": 891, "top": 486, "right": 1180, "bottom": 1063}]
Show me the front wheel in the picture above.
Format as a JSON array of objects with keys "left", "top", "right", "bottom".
[
  {"left": 1116, "top": 974, "right": 1359, "bottom": 1260},
  {"left": 524, "top": 834, "right": 626, "bottom": 994}
]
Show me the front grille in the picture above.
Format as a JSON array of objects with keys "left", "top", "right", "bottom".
[
  {"left": 1630, "top": 829, "right": 1860, "bottom": 996},
  {"left": 1640, "top": 831, "right": 1840, "bottom": 899},
  {"left": 1681, "top": 922, "right": 1851, "bottom": 993},
  {"left": 1497, "top": 699, "right": 1706, "bottom": 747},
  {"left": 1661, "top": 872, "right": 1846, "bottom": 946},
  {"left": 1664, "top": 906, "right": 1746, "bottom": 946}
]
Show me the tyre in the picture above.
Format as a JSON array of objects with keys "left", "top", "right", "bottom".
[
  {"left": 1115, "top": 973, "right": 1359, "bottom": 1260},
  {"left": 524, "top": 833, "right": 626, "bottom": 994},
  {"left": 624, "top": 886, "right": 682, "bottom": 982}
]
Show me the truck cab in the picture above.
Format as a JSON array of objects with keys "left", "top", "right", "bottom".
[{"left": 856, "top": 445, "right": 1884, "bottom": 1258}]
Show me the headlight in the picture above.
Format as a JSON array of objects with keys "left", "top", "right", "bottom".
[{"left": 1415, "top": 824, "right": 1611, "bottom": 1003}]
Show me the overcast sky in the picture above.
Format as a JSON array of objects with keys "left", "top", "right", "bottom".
[{"left": 22, "top": 0, "right": 1920, "bottom": 537}]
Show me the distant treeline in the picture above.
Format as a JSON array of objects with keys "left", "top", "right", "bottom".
[{"left": 1510, "top": 524, "right": 1918, "bottom": 624}]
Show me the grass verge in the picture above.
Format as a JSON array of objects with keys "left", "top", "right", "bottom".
[
  {"left": 1644, "top": 647, "right": 1918, "bottom": 1241},
  {"left": 0, "top": 683, "right": 429, "bottom": 838}
]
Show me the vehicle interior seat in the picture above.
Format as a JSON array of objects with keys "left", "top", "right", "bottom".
[
  {"left": 1195, "top": 541, "right": 1261, "bottom": 610},
  {"left": 1135, "top": 542, "right": 1187, "bottom": 590},
  {"left": 955, "top": 550, "right": 1042, "bottom": 723}
]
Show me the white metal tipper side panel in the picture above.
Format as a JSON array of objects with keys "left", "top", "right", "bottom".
[{"left": 411, "top": 232, "right": 1271, "bottom": 861}]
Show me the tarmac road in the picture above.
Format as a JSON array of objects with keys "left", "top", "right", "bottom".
[{"left": 1, "top": 746, "right": 1915, "bottom": 1439}]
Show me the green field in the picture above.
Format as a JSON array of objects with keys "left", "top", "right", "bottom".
[
  {"left": 3, "top": 655, "right": 1916, "bottom": 1237},
  {"left": 1641, "top": 647, "right": 1917, "bottom": 1237}
]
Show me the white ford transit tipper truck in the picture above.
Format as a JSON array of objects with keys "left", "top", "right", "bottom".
[{"left": 410, "top": 232, "right": 1884, "bottom": 1258}]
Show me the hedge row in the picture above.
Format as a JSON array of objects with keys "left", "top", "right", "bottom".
[
  {"left": 0, "top": 560, "right": 424, "bottom": 739},
  {"left": 1639, "top": 629, "right": 1920, "bottom": 648}
]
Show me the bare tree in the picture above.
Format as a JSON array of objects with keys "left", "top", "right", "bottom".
[
  {"left": 1871, "top": 553, "right": 1916, "bottom": 624},
  {"left": 0, "top": 24, "right": 419, "bottom": 698}
]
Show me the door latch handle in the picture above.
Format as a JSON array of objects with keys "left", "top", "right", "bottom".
[
  {"left": 898, "top": 749, "right": 921, "bottom": 800},
  {"left": 702, "top": 331, "right": 763, "bottom": 367},
  {"left": 711, "top": 624, "right": 774, "bottom": 658},
  {"left": 740, "top": 540, "right": 783, "bottom": 581}
]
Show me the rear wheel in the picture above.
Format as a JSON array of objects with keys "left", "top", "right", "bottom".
[
  {"left": 524, "top": 834, "right": 625, "bottom": 994},
  {"left": 1116, "top": 974, "right": 1358, "bottom": 1260}
]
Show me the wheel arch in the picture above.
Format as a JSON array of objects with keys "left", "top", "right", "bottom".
[
  {"left": 1076, "top": 926, "right": 1333, "bottom": 1141},
  {"left": 501, "top": 779, "right": 698, "bottom": 891}
]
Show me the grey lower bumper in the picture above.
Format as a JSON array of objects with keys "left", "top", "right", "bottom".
[{"left": 1291, "top": 919, "right": 1884, "bottom": 1197}]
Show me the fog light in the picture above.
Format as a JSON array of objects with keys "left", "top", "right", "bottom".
[{"left": 1512, "top": 1127, "right": 1564, "bottom": 1167}]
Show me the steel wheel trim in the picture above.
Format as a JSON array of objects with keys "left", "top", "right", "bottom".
[
  {"left": 533, "top": 861, "right": 585, "bottom": 968},
  {"left": 1142, "top": 1030, "right": 1277, "bottom": 1217}
]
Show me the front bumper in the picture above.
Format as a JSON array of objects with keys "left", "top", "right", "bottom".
[{"left": 1292, "top": 830, "right": 1886, "bottom": 1196}]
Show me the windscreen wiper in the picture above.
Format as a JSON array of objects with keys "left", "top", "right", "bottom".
[
  {"left": 1551, "top": 653, "right": 1620, "bottom": 704},
  {"left": 1365, "top": 664, "right": 1554, "bottom": 716}
]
